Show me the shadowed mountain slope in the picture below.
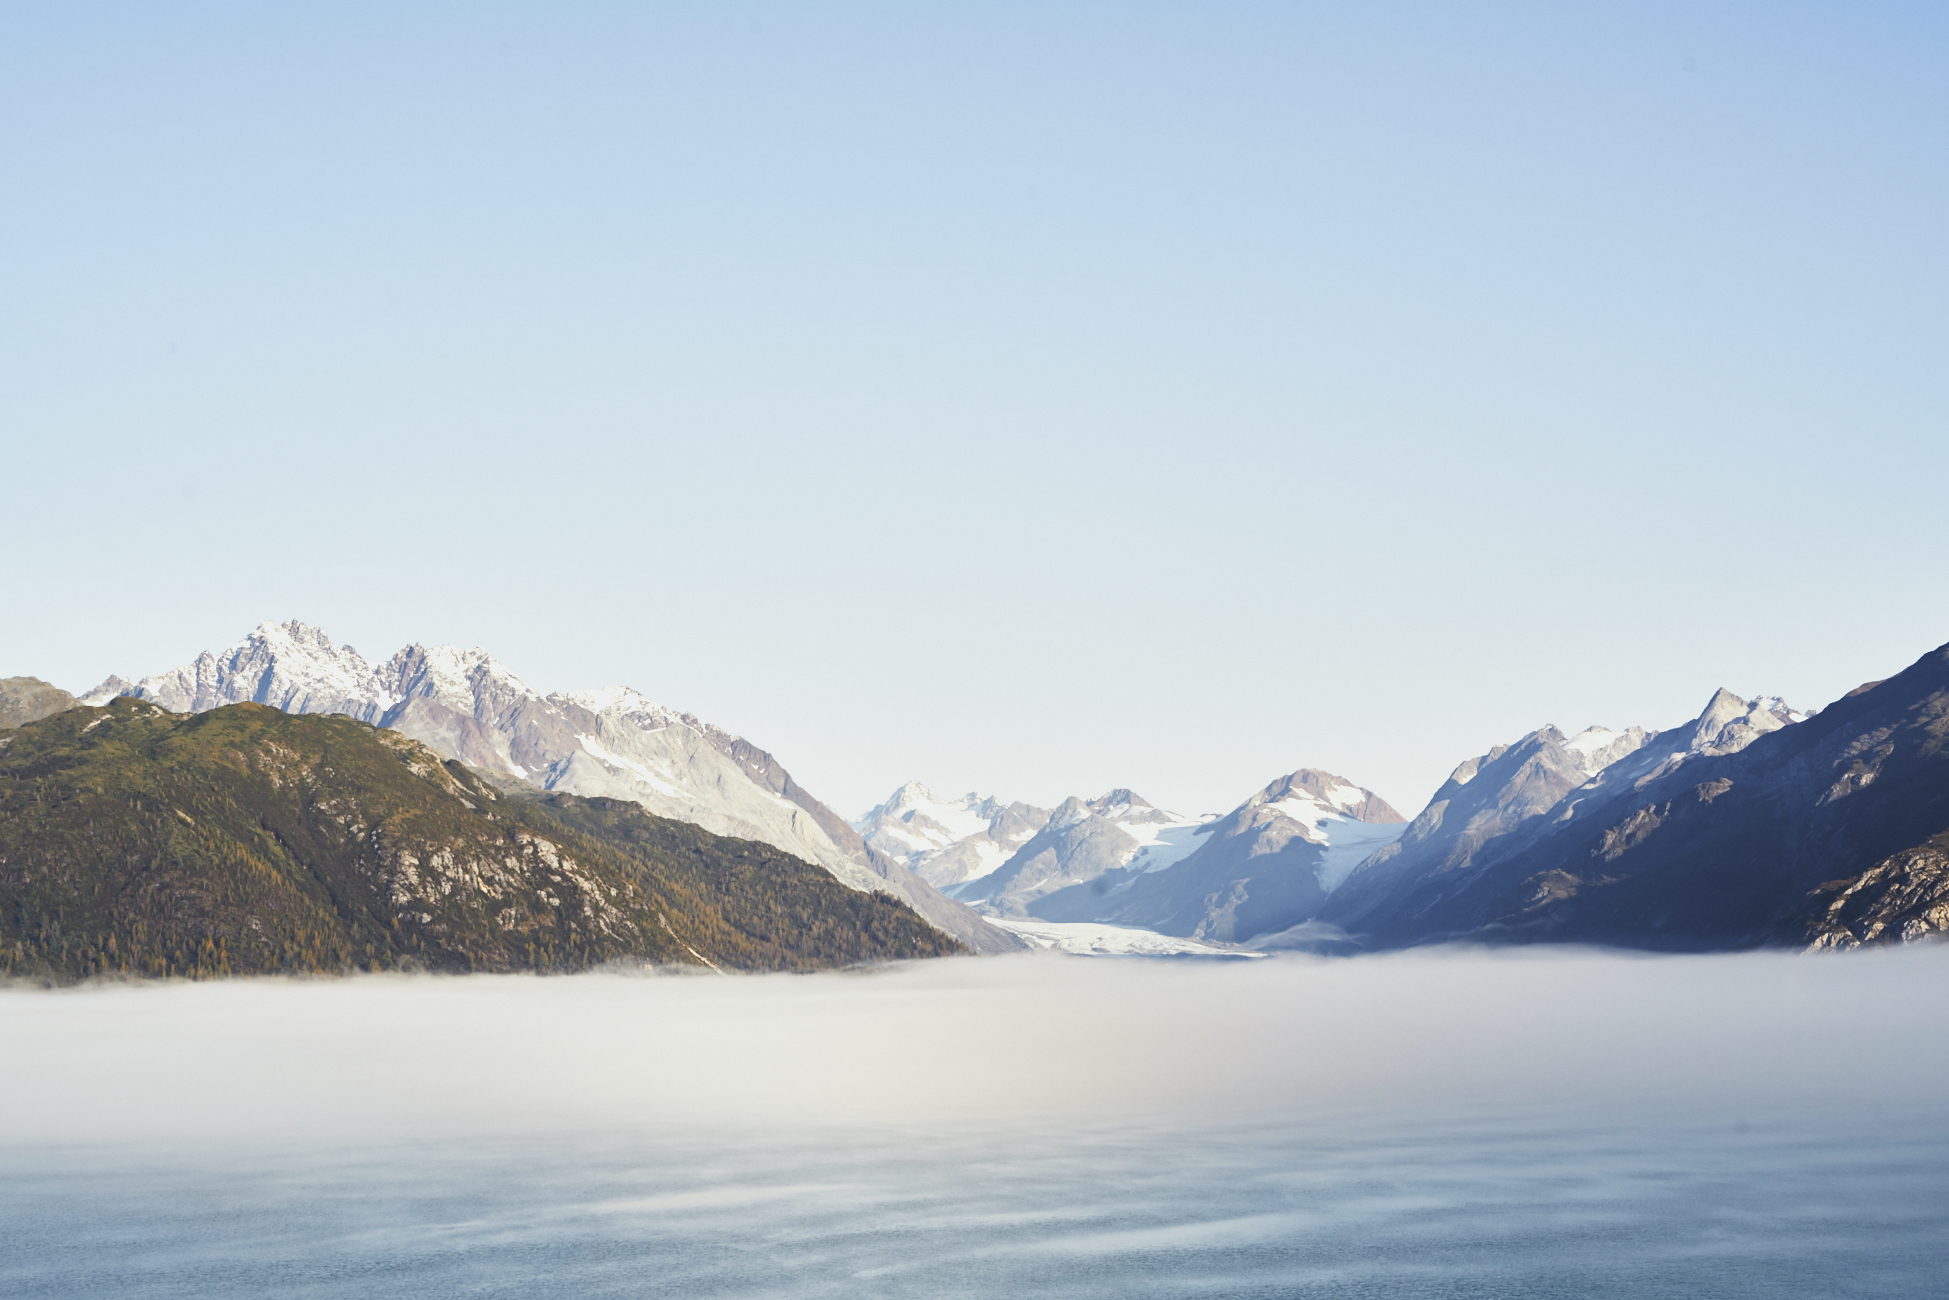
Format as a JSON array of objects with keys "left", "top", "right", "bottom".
[{"left": 1322, "top": 647, "right": 1949, "bottom": 951}]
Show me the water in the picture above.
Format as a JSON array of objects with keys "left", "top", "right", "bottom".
[
  {"left": 8, "top": 1116, "right": 1946, "bottom": 1297},
  {"left": 4, "top": 949, "right": 1947, "bottom": 1297}
]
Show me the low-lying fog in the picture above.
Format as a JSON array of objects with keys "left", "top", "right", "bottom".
[{"left": 5, "top": 946, "right": 1946, "bottom": 1150}]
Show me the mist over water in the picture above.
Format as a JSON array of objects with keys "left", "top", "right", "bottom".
[{"left": 6, "top": 949, "right": 1949, "bottom": 1297}]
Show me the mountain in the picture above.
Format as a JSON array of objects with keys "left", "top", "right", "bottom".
[
  {"left": 0, "top": 698, "right": 964, "bottom": 983},
  {"left": 80, "top": 621, "right": 1019, "bottom": 954},
  {"left": 1319, "top": 722, "right": 1652, "bottom": 929},
  {"left": 1323, "top": 692, "right": 1805, "bottom": 940},
  {"left": 853, "top": 782, "right": 1052, "bottom": 890},
  {"left": 951, "top": 790, "right": 1212, "bottom": 917},
  {"left": 1032, "top": 770, "right": 1407, "bottom": 942},
  {"left": 1316, "top": 663, "right": 1949, "bottom": 949},
  {"left": 0, "top": 678, "right": 79, "bottom": 730}
]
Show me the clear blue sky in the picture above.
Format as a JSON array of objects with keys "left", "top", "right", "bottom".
[{"left": 5, "top": 2, "right": 1946, "bottom": 818}]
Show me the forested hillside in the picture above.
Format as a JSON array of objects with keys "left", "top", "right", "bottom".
[{"left": 0, "top": 698, "right": 962, "bottom": 983}]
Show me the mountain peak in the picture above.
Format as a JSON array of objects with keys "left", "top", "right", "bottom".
[
  {"left": 1087, "top": 788, "right": 1153, "bottom": 816},
  {"left": 1253, "top": 769, "right": 1407, "bottom": 825},
  {"left": 1685, "top": 688, "right": 1801, "bottom": 758}
]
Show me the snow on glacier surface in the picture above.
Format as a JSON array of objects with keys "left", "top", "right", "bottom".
[
  {"left": 1267, "top": 792, "right": 1334, "bottom": 836},
  {"left": 984, "top": 917, "right": 1258, "bottom": 957},
  {"left": 1314, "top": 816, "right": 1412, "bottom": 891},
  {"left": 1124, "top": 819, "right": 1211, "bottom": 873}
]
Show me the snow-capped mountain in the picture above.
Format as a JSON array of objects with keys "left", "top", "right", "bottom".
[
  {"left": 82, "top": 621, "right": 1019, "bottom": 953},
  {"left": 1315, "top": 653, "right": 1948, "bottom": 951},
  {"left": 1032, "top": 770, "right": 1408, "bottom": 942},
  {"left": 853, "top": 783, "right": 1053, "bottom": 890},
  {"left": 950, "top": 789, "right": 1213, "bottom": 918},
  {"left": 1322, "top": 689, "right": 1808, "bottom": 940}
]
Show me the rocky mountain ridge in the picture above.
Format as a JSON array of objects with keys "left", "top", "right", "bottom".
[
  {"left": 0, "top": 699, "right": 962, "bottom": 982},
  {"left": 38, "top": 619, "right": 1949, "bottom": 960},
  {"left": 1315, "top": 681, "right": 1927, "bottom": 949},
  {"left": 1032, "top": 770, "right": 1408, "bottom": 942},
  {"left": 950, "top": 789, "right": 1213, "bottom": 918},
  {"left": 80, "top": 621, "right": 1018, "bottom": 954},
  {"left": 852, "top": 782, "right": 1053, "bottom": 890}
]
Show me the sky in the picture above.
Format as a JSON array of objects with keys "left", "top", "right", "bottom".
[{"left": 4, "top": 2, "right": 1947, "bottom": 820}]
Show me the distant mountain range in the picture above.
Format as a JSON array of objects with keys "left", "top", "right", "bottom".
[
  {"left": 15, "top": 622, "right": 1949, "bottom": 967},
  {"left": 77, "top": 622, "right": 1017, "bottom": 954},
  {"left": 854, "top": 772, "right": 1406, "bottom": 942},
  {"left": 1032, "top": 771, "right": 1407, "bottom": 943},
  {"left": 854, "top": 669, "right": 1947, "bottom": 955},
  {"left": 854, "top": 783, "right": 1053, "bottom": 891}
]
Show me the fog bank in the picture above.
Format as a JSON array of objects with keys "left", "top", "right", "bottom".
[{"left": 3, "top": 947, "right": 1945, "bottom": 1151}]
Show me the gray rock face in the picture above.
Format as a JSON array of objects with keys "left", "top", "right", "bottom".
[
  {"left": 1800, "top": 839, "right": 1949, "bottom": 950},
  {"left": 954, "top": 790, "right": 1210, "bottom": 919},
  {"left": 83, "top": 620, "right": 1021, "bottom": 954},
  {"left": 1034, "top": 769, "right": 1406, "bottom": 943},
  {"left": 0, "top": 677, "right": 80, "bottom": 730}
]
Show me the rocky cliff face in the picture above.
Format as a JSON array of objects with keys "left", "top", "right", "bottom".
[
  {"left": 1033, "top": 769, "right": 1406, "bottom": 943},
  {"left": 81, "top": 621, "right": 1020, "bottom": 954},
  {"left": 1798, "top": 836, "right": 1949, "bottom": 950}
]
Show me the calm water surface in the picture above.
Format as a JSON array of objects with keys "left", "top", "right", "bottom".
[
  {"left": 7, "top": 952, "right": 1949, "bottom": 1297},
  {"left": 5, "top": 1113, "right": 1945, "bottom": 1298}
]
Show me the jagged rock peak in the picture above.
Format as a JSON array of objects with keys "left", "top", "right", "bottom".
[
  {"left": 1685, "top": 688, "right": 1803, "bottom": 757},
  {"left": 82, "top": 619, "right": 395, "bottom": 718}
]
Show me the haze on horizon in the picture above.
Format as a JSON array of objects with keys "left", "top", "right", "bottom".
[
  {"left": 8, "top": 948, "right": 1949, "bottom": 1149},
  {"left": 5, "top": 3, "right": 1946, "bottom": 819}
]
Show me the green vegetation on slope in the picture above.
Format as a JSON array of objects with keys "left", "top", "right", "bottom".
[{"left": 0, "top": 698, "right": 964, "bottom": 982}]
